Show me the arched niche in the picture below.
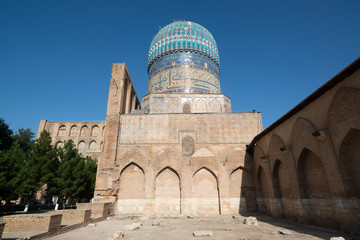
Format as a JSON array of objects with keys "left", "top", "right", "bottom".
[
  {"left": 182, "top": 135, "right": 195, "bottom": 156},
  {"left": 80, "top": 125, "right": 88, "bottom": 137},
  {"left": 272, "top": 159, "right": 291, "bottom": 199},
  {"left": 89, "top": 141, "right": 96, "bottom": 149},
  {"left": 209, "top": 99, "right": 221, "bottom": 112},
  {"left": 118, "top": 163, "right": 145, "bottom": 200},
  {"left": 69, "top": 125, "right": 78, "bottom": 137},
  {"left": 91, "top": 125, "right": 99, "bottom": 137},
  {"left": 57, "top": 125, "right": 66, "bottom": 136},
  {"left": 338, "top": 128, "right": 360, "bottom": 198},
  {"left": 154, "top": 167, "right": 181, "bottom": 214},
  {"left": 192, "top": 167, "right": 220, "bottom": 214},
  {"left": 297, "top": 148, "right": 331, "bottom": 199},
  {"left": 183, "top": 102, "right": 191, "bottom": 113},
  {"left": 78, "top": 141, "right": 86, "bottom": 149},
  {"left": 328, "top": 87, "right": 360, "bottom": 157}
]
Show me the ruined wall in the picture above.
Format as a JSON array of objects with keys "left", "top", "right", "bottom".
[
  {"left": 251, "top": 60, "right": 360, "bottom": 233},
  {"left": 3, "top": 214, "right": 62, "bottom": 233},
  {"left": 95, "top": 112, "right": 262, "bottom": 215},
  {"left": 37, "top": 120, "right": 105, "bottom": 161}
]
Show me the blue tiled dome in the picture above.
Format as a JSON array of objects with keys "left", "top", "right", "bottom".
[{"left": 148, "top": 21, "right": 220, "bottom": 73}]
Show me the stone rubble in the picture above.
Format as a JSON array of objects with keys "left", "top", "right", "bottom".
[
  {"left": 113, "top": 231, "right": 125, "bottom": 239},
  {"left": 279, "top": 229, "right": 293, "bottom": 235},
  {"left": 193, "top": 231, "right": 214, "bottom": 237},
  {"left": 330, "top": 237, "right": 345, "bottom": 240},
  {"left": 152, "top": 219, "right": 161, "bottom": 226},
  {"left": 243, "top": 216, "right": 258, "bottom": 226},
  {"left": 122, "top": 222, "right": 142, "bottom": 231}
]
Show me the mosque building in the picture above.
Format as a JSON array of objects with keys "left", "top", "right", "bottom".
[{"left": 37, "top": 21, "right": 360, "bottom": 232}]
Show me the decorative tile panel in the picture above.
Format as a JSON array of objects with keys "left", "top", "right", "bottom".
[{"left": 120, "top": 113, "right": 262, "bottom": 145}]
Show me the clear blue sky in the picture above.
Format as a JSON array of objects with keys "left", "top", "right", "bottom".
[{"left": 1, "top": 0, "right": 359, "bottom": 135}]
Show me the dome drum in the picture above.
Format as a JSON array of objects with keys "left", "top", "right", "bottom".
[{"left": 148, "top": 21, "right": 221, "bottom": 95}]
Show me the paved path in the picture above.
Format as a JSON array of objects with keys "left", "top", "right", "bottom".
[{"left": 47, "top": 215, "right": 353, "bottom": 240}]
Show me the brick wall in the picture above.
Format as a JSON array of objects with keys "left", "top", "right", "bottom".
[
  {"left": 3, "top": 214, "right": 62, "bottom": 233},
  {"left": 51, "top": 209, "right": 91, "bottom": 224},
  {"left": 77, "top": 202, "right": 114, "bottom": 219}
]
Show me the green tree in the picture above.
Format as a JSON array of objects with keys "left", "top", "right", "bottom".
[
  {"left": 53, "top": 140, "right": 97, "bottom": 202},
  {"left": 0, "top": 118, "right": 13, "bottom": 150},
  {"left": 0, "top": 141, "right": 26, "bottom": 202},
  {"left": 12, "top": 128, "right": 35, "bottom": 154},
  {"left": 21, "top": 131, "right": 58, "bottom": 202}
]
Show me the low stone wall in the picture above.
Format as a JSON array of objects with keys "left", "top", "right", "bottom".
[
  {"left": 0, "top": 222, "right": 5, "bottom": 239},
  {"left": 51, "top": 209, "right": 91, "bottom": 224},
  {"left": 77, "top": 202, "right": 114, "bottom": 219},
  {"left": 3, "top": 214, "right": 62, "bottom": 234}
]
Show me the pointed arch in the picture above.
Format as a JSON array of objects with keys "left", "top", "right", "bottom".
[
  {"left": 192, "top": 167, "right": 220, "bottom": 214},
  {"left": 328, "top": 87, "right": 360, "bottom": 157},
  {"left": 80, "top": 125, "right": 88, "bottom": 137},
  {"left": 118, "top": 162, "right": 145, "bottom": 200},
  {"left": 338, "top": 128, "right": 360, "bottom": 198},
  {"left": 155, "top": 167, "right": 181, "bottom": 213},
  {"left": 57, "top": 125, "right": 66, "bottom": 136},
  {"left": 297, "top": 148, "right": 330, "bottom": 199},
  {"left": 290, "top": 117, "right": 319, "bottom": 163},
  {"left": 69, "top": 125, "right": 78, "bottom": 137},
  {"left": 91, "top": 125, "right": 99, "bottom": 137},
  {"left": 229, "top": 167, "right": 243, "bottom": 213},
  {"left": 182, "top": 102, "right": 191, "bottom": 113}
]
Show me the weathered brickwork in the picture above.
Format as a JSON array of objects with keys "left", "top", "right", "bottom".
[
  {"left": 51, "top": 209, "right": 91, "bottom": 224},
  {"left": 92, "top": 57, "right": 262, "bottom": 215},
  {"left": 37, "top": 120, "right": 105, "bottom": 161},
  {"left": 250, "top": 59, "right": 360, "bottom": 233},
  {"left": 76, "top": 202, "right": 114, "bottom": 219},
  {"left": 3, "top": 214, "right": 62, "bottom": 234}
]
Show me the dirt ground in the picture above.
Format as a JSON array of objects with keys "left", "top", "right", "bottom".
[{"left": 46, "top": 214, "right": 357, "bottom": 240}]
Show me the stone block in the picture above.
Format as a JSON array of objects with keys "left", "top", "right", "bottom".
[
  {"left": 193, "top": 231, "right": 214, "bottom": 237},
  {"left": 77, "top": 202, "right": 114, "bottom": 219},
  {"left": 114, "top": 231, "right": 124, "bottom": 239},
  {"left": 243, "top": 216, "right": 258, "bottom": 226},
  {"left": 52, "top": 209, "right": 91, "bottom": 224}
]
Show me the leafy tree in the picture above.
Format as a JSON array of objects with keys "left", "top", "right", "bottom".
[
  {"left": 0, "top": 118, "right": 13, "bottom": 150},
  {"left": 21, "top": 131, "right": 58, "bottom": 202},
  {"left": 0, "top": 141, "right": 26, "bottom": 202},
  {"left": 52, "top": 140, "right": 97, "bottom": 202},
  {"left": 12, "top": 128, "right": 35, "bottom": 154}
]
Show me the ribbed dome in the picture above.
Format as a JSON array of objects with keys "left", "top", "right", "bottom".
[{"left": 148, "top": 21, "right": 220, "bottom": 73}]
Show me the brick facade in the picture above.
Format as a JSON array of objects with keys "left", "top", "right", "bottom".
[{"left": 249, "top": 58, "right": 360, "bottom": 233}]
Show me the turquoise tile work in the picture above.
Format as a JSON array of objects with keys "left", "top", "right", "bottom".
[{"left": 147, "top": 21, "right": 221, "bottom": 94}]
